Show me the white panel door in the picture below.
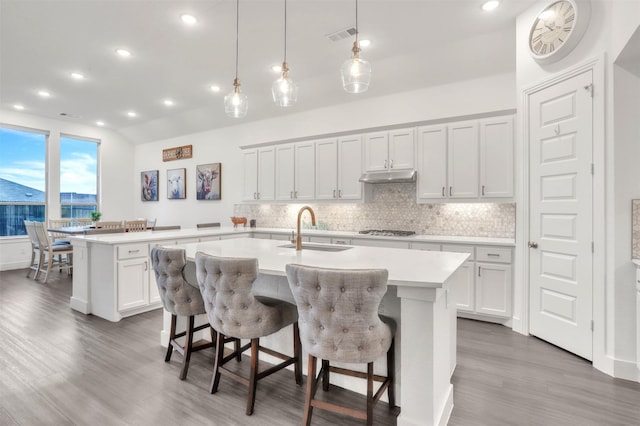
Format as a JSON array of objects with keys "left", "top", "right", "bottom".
[
  {"left": 275, "top": 144, "right": 295, "bottom": 201},
  {"left": 117, "top": 258, "right": 149, "bottom": 311},
  {"left": 315, "top": 138, "right": 338, "bottom": 200},
  {"left": 242, "top": 149, "right": 258, "bottom": 201},
  {"left": 388, "top": 128, "right": 415, "bottom": 170},
  {"left": 480, "top": 116, "right": 514, "bottom": 198},
  {"left": 294, "top": 141, "right": 315, "bottom": 200},
  {"left": 529, "top": 70, "right": 593, "bottom": 360},
  {"left": 476, "top": 263, "right": 512, "bottom": 318},
  {"left": 257, "top": 147, "right": 275, "bottom": 201},
  {"left": 364, "top": 132, "right": 389, "bottom": 172},
  {"left": 450, "top": 261, "right": 475, "bottom": 313},
  {"left": 448, "top": 121, "right": 478, "bottom": 198},
  {"left": 337, "top": 135, "right": 362, "bottom": 200},
  {"left": 417, "top": 125, "right": 448, "bottom": 199}
]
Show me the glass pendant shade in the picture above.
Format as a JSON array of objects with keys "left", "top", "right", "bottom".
[
  {"left": 272, "top": 62, "right": 298, "bottom": 107},
  {"left": 224, "top": 78, "right": 248, "bottom": 118},
  {"left": 341, "top": 42, "right": 371, "bottom": 94}
]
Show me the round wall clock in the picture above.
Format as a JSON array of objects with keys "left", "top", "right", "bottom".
[{"left": 528, "top": 0, "right": 591, "bottom": 64}]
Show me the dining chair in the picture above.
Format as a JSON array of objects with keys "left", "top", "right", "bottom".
[
  {"left": 124, "top": 219, "right": 147, "bottom": 232},
  {"left": 74, "top": 218, "right": 92, "bottom": 226},
  {"left": 95, "top": 220, "right": 123, "bottom": 229},
  {"left": 23, "top": 220, "right": 43, "bottom": 278},
  {"left": 150, "top": 247, "right": 216, "bottom": 380},
  {"left": 195, "top": 253, "right": 302, "bottom": 416},
  {"left": 285, "top": 264, "right": 397, "bottom": 426},
  {"left": 33, "top": 221, "right": 73, "bottom": 283},
  {"left": 48, "top": 219, "right": 74, "bottom": 244}
]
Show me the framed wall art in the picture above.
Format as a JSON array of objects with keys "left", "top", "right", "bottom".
[
  {"left": 196, "top": 163, "right": 221, "bottom": 200},
  {"left": 167, "top": 168, "right": 186, "bottom": 199},
  {"left": 141, "top": 170, "right": 158, "bottom": 201}
]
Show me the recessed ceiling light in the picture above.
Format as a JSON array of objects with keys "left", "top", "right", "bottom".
[
  {"left": 71, "top": 72, "right": 85, "bottom": 80},
  {"left": 210, "top": 85, "right": 221, "bottom": 93},
  {"left": 181, "top": 14, "right": 197, "bottom": 25},
  {"left": 481, "top": 0, "right": 500, "bottom": 11},
  {"left": 115, "top": 48, "right": 131, "bottom": 57},
  {"left": 359, "top": 39, "right": 371, "bottom": 48},
  {"left": 38, "top": 90, "right": 51, "bottom": 97},
  {"left": 127, "top": 111, "right": 137, "bottom": 117},
  {"left": 163, "top": 99, "right": 174, "bottom": 106},
  {"left": 96, "top": 121, "right": 105, "bottom": 126},
  {"left": 13, "top": 104, "right": 25, "bottom": 110},
  {"left": 271, "top": 64, "right": 282, "bottom": 73}
]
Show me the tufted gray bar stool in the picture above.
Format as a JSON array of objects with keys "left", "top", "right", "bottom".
[
  {"left": 195, "top": 252, "right": 302, "bottom": 416},
  {"left": 150, "top": 247, "right": 216, "bottom": 380},
  {"left": 285, "top": 264, "right": 398, "bottom": 426}
]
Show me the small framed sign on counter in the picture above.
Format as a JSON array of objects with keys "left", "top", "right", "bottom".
[{"left": 162, "top": 144, "right": 192, "bottom": 161}]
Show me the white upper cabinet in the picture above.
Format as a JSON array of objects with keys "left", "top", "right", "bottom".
[
  {"left": 417, "top": 115, "right": 513, "bottom": 202},
  {"left": 448, "top": 121, "right": 479, "bottom": 198},
  {"left": 364, "top": 128, "right": 415, "bottom": 172},
  {"left": 275, "top": 141, "right": 315, "bottom": 201},
  {"left": 479, "top": 116, "right": 514, "bottom": 198},
  {"left": 315, "top": 135, "right": 362, "bottom": 201},
  {"left": 243, "top": 147, "right": 275, "bottom": 201}
]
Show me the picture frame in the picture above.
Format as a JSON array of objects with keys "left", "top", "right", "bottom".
[
  {"left": 196, "top": 163, "right": 222, "bottom": 200},
  {"left": 167, "top": 168, "right": 186, "bottom": 199},
  {"left": 141, "top": 170, "right": 158, "bottom": 201}
]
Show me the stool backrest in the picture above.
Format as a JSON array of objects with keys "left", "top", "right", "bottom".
[
  {"left": 285, "top": 264, "right": 392, "bottom": 363},
  {"left": 150, "top": 247, "right": 205, "bottom": 317},
  {"left": 195, "top": 252, "right": 288, "bottom": 339}
]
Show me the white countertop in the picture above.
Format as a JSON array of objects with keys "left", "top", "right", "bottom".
[
  {"left": 176, "top": 237, "right": 470, "bottom": 289},
  {"left": 69, "top": 226, "right": 515, "bottom": 247}
]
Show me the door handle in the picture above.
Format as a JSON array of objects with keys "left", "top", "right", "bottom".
[
  {"left": 333, "top": 189, "right": 336, "bottom": 198},
  {"left": 528, "top": 241, "right": 538, "bottom": 249}
]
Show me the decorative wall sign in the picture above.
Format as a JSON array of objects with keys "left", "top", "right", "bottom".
[
  {"left": 196, "top": 163, "right": 221, "bottom": 200},
  {"left": 167, "top": 168, "right": 186, "bottom": 199},
  {"left": 141, "top": 170, "right": 158, "bottom": 201},
  {"left": 162, "top": 144, "right": 192, "bottom": 161}
]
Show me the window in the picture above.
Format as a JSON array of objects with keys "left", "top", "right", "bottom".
[
  {"left": 0, "top": 126, "right": 47, "bottom": 237},
  {"left": 60, "top": 135, "right": 98, "bottom": 219}
]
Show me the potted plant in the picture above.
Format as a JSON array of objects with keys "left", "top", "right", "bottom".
[{"left": 90, "top": 211, "right": 102, "bottom": 225}]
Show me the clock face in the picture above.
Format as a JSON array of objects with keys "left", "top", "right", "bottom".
[{"left": 529, "top": 0, "right": 576, "bottom": 59}]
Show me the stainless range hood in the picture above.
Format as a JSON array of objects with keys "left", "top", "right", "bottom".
[{"left": 359, "top": 169, "right": 417, "bottom": 184}]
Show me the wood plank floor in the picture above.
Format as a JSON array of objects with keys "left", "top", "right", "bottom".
[{"left": 1, "top": 269, "right": 640, "bottom": 425}]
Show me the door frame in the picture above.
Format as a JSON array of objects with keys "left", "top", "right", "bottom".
[{"left": 517, "top": 55, "right": 606, "bottom": 369}]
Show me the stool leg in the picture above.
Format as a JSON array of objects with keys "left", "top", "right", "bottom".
[
  {"left": 246, "top": 338, "right": 260, "bottom": 415},
  {"left": 165, "top": 314, "right": 177, "bottom": 362},
  {"left": 387, "top": 338, "right": 396, "bottom": 410},
  {"left": 210, "top": 332, "right": 225, "bottom": 394},
  {"left": 366, "top": 362, "right": 374, "bottom": 426},
  {"left": 293, "top": 322, "right": 302, "bottom": 385},
  {"left": 179, "top": 315, "right": 195, "bottom": 380},
  {"left": 235, "top": 338, "right": 242, "bottom": 362},
  {"left": 321, "top": 359, "right": 330, "bottom": 391},
  {"left": 303, "top": 354, "right": 317, "bottom": 426}
]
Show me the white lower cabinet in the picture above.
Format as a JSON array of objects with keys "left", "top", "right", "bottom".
[
  {"left": 117, "top": 243, "right": 151, "bottom": 312},
  {"left": 449, "top": 261, "right": 475, "bottom": 313},
  {"left": 476, "top": 262, "right": 512, "bottom": 317}
]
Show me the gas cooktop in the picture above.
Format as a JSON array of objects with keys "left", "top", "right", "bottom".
[{"left": 358, "top": 229, "right": 416, "bottom": 237}]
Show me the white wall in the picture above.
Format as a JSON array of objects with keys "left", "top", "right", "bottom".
[
  {"left": 133, "top": 72, "right": 517, "bottom": 227},
  {"left": 0, "top": 108, "right": 135, "bottom": 270},
  {"left": 515, "top": 0, "right": 640, "bottom": 380}
]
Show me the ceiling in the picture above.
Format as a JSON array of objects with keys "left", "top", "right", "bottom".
[{"left": 0, "top": 0, "right": 537, "bottom": 144}]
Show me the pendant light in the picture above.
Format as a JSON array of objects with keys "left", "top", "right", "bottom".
[
  {"left": 340, "top": 0, "right": 371, "bottom": 94},
  {"left": 224, "top": 0, "right": 248, "bottom": 118},
  {"left": 272, "top": 0, "right": 298, "bottom": 107}
]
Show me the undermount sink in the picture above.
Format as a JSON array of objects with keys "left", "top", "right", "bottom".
[{"left": 279, "top": 243, "right": 352, "bottom": 252}]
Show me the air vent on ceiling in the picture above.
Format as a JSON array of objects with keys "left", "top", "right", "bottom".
[
  {"left": 326, "top": 27, "right": 357, "bottom": 42},
  {"left": 59, "top": 112, "right": 82, "bottom": 119}
]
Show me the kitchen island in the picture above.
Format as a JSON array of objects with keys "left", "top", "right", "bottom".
[{"left": 175, "top": 237, "right": 469, "bottom": 426}]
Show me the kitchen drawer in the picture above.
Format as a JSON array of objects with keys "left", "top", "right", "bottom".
[
  {"left": 332, "top": 238, "right": 351, "bottom": 245},
  {"left": 476, "top": 246, "right": 512, "bottom": 263},
  {"left": 117, "top": 243, "right": 149, "bottom": 260},
  {"left": 351, "top": 238, "right": 410, "bottom": 249},
  {"left": 442, "top": 244, "right": 475, "bottom": 261},
  {"left": 309, "top": 236, "right": 332, "bottom": 244},
  {"left": 411, "top": 242, "right": 441, "bottom": 251}
]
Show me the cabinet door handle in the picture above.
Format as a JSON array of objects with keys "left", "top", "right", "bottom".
[
  {"left": 290, "top": 191, "right": 293, "bottom": 199},
  {"left": 295, "top": 191, "right": 298, "bottom": 199},
  {"left": 482, "top": 185, "right": 485, "bottom": 196},
  {"left": 449, "top": 186, "right": 452, "bottom": 196},
  {"left": 487, "top": 253, "right": 500, "bottom": 257},
  {"left": 478, "top": 266, "right": 481, "bottom": 277},
  {"left": 442, "top": 187, "right": 445, "bottom": 197},
  {"left": 128, "top": 249, "right": 140, "bottom": 254},
  {"left": 338, "top": 189, "right": 342, "bottom": 198},
  {"left": 253, "top": 192, "right": 257, "bottom": 200},
  {"left": 333, "top": 189, "right": 336, "bottom": 198},
  {"left": 390, "top": 159, "right": 394, "bottom": 169},
  {"left": 384, "top": 159, "right": 388, "bottom": 169},
  {"left": 144, "top": 261, "right": 148, "bottom": 271}
]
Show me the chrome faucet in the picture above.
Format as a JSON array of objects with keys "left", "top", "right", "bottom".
[{"left": 296, "top": 205, "right": 316, "bottom": 250}]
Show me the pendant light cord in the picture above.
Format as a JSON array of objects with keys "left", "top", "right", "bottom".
[
  {"left": 235, "top": 0, "right": 240, "bottom": 80},
  {"left": 283, "top": 0, "right": 287, "bottom": 63},
  {"left": 355, "top": 0, "right": 359, "bottom": 43}
]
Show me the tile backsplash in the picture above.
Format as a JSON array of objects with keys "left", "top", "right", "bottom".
[{"left": 234, "top": 183, "right": 515, "bottom": 238}]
